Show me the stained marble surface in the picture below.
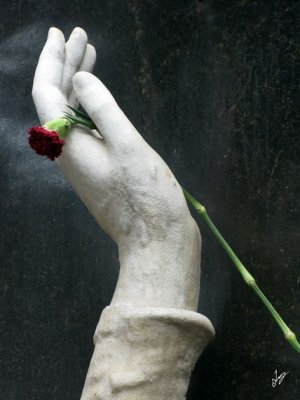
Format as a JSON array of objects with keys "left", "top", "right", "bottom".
[{"left": 0, "top": 1, "right": 299, "bottom": 399}]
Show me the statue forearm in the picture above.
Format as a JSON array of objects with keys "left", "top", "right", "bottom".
[{"left": 111, "top": 218, "right": 202, "bottom": 311}]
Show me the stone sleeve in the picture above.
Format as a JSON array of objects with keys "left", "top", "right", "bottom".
[{"left": 80, "top": 305, "right": 215, "bottom": 400}]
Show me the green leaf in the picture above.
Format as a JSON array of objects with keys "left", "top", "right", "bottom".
[
  {"left": 66, "top": 105, "right": 91, "bottom": 120},
  {"left": 64, "top": 112, "right": 97, "bottom": 130}
]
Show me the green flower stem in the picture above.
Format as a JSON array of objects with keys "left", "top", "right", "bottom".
[{"left": 183, "top": 188, "right": 300, "bottom": 353}]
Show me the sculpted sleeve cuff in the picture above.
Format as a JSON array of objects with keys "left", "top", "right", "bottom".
[{"left": 80, "top": 305, "right": 215, "bottom": 400}]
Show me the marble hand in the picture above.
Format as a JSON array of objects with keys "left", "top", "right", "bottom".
[{"left": 32, "top": 27, "right": 201, "bottom": 311}]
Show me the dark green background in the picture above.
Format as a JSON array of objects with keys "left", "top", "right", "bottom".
[{"left": 0, "top": 0, "right": 299, "bottom": 399}]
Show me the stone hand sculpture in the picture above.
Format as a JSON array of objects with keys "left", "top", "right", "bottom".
[{"left": 32, "top": 27, "right": 214, "bottom": 399}]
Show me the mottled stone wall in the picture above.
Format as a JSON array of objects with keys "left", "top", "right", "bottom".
[{"left": 0, "top": 1, "right": 299, "bottom": 399}]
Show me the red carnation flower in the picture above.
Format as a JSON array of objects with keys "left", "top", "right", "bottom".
[
  {"left": 28, "top": 108, "right": 97, "bottom": 161},
  {"left": 28, "top": 126, "right": 65, "bottom": 161}
]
